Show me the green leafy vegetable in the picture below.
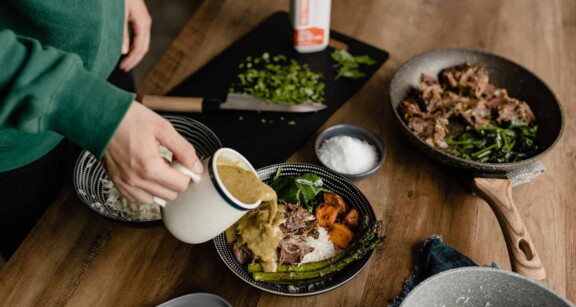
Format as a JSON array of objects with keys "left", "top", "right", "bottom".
[
  {"left": 331, "top": 49, "right": 376, "bottom": 80},
  {"left": 229, "top": 52, "right": 325, "bottom": 104},
  {"left": 447, "top": 120, "right": 539, "bottom": 163},
  {"left": 269, "top": 168, "right": 331, "bottom": 213}
]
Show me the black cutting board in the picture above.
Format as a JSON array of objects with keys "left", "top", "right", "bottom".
[{"left": 166, "top": 11, "right": 389, "bottom": 169}]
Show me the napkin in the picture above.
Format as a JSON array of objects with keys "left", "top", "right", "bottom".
[{"left": 389, "top": 235, "right": 498, "bottom": 307}]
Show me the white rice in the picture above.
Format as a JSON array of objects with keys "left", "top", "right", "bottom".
[
  {"left": 101, "top": 179, "right": 161, "bottom": 221},
  {"left": 302, "top": 227, "right": 338, "bottom": 263}
]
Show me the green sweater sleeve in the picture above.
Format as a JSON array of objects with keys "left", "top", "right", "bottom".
[{"left": 0, "top": 30, "right": 134, "bottom": 158}]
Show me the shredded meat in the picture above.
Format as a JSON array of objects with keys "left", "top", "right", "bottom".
[
  {"left": 417, "top": 74, "right": 444, "bottom": 112},
  {"left": 460, "top": 99, "right": 492, "bottom": 127},
  {"left": 408, "top": 117, "right": 434, "bottom": 137},
  {"left": 439, "top": 64, "right": 489, "bottom": 98},
  {"left": 233, "top": 243, "right": 253, "bottom": 264},
  {"left": 496, "top": 100, "right": 536, "bottom": 123},
  {"left": 400, "top": 99, "right": 427, "bottom": 118},
  {"left": 231, "top": 203, "right": 317, "bottom": 266},
  {"left": 277, "top": 237, "right": 314, "bottom": 264},
  {"left": 399, "top": 63, "right": 537, "bottom": 149},
  {"left": 280, "top": 203, "right": 316, "bottom": 237},
  {"left": 277, "top": 203, "right": 317, "bottom": 264}
]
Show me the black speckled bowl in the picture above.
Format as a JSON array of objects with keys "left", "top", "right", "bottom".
[
  {"left": 213, "top": 163, "right": 377, "bottom": 296},
  {"left": 314, "top": 124, "right": 386, "bottom": 181},
  {"left": 73, "top": 115, "right": 222, "bottom": 224}
]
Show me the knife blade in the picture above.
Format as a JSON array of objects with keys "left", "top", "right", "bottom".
[{"left": 142, "top": 93, "right": 327, "bottom": 113}]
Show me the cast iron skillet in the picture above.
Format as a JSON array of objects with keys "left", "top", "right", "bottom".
[{"left": 389, "top": 48, "right": 564, "bottom": 280}]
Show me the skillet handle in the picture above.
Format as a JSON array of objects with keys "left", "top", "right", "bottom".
[{"left": 472, "top": 177, "right": 546, "bottom": 280}]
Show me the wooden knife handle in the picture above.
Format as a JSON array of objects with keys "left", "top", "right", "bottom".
[
  {"left": 472, "top": 177, "right": 546, "bottom": 280},
  {"left": 142, "top": 95, "right": 204, "bottom": 113}
]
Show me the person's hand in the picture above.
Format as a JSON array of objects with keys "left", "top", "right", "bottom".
[
  {"left": 103, "top": 102, "right": 204, "bottom": 204},
  {"left": 120, "top": 0, "right": 152, "bottom": 71}
]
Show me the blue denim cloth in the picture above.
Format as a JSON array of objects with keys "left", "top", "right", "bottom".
[{"left": 390, "top": 235, "right": 498, "bottom": 307}]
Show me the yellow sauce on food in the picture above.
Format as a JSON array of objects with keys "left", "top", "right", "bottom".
[
  {"left": 227, "top": 203, "right": 285, "bottom": 272},
  {"left": 219, "top": 160, "right": 284, "bottom": 272},
  {"left": 218, "top": 164, "right": 278, "bottom": 222}
]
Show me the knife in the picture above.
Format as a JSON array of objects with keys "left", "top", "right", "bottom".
[{"left": 142, "top": 93, "right": 327, "bottom": 113}]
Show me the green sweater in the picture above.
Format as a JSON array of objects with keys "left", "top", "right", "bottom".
[{"left": 0, "top": 1, "right": 135, "bottom": 171}]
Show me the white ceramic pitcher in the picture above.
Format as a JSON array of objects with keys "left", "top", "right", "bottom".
[{"left": 154, "top": 148, "right": 261, "bottom": 244}]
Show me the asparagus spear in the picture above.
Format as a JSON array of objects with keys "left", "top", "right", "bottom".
[
  {"left": 252, "top": 236, "right": 386, "bottom": 282},
  {"left": 261, "top": 273, "right": 336, "bottom": 286},
  {"left": 248, "top": 249, "right": 347, "bottom": 273},
  {"left": 247, "top": 218, "right": 382, "bottom": 273}
]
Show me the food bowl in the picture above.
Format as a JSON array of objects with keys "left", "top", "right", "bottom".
[
  {"left": 213, "top": 163, "right": 377, "bottom": 296},
  {"left": 73, "top": 115, "right": 222, "bottom": 224},
  {"left": 314, "top": 124, "right": 385, "bottom": 181}
]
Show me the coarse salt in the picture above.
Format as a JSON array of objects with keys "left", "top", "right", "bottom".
[{"left": 318, "top": 135, "right": 378, "bottom": 175}]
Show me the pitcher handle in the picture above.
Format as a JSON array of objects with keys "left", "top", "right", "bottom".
[{"left": 153, "top": 161, "right": 202, "bottom": 207}]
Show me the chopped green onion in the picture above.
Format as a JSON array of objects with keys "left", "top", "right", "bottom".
[{"left": 229, "top": 53, "right": 325, "bottom": 105}]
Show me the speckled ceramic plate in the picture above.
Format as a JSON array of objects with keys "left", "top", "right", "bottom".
[
  {"left": 400, "top": 267, "right": 574, "bottom": 307},
  {"left": 213, "top": 163, "right": 377, "bottom": 296},
  {"left": 73, "top": 115, "right": 222, "bottom": 223}
]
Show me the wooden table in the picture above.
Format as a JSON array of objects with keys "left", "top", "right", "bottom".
[{"left": 1, "top": 0, "right": 575, "bottom": 306}]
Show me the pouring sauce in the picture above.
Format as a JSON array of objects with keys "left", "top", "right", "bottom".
[
  {"left": 218, "top": 160, "right": 284, "bottom": 272},
  {"left": 218, "top": 163, "right": 278, "bottom": 221}
]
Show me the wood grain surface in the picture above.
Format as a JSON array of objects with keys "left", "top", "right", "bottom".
[{"left": 2, "top": 0, "right": 575, "bottom": 306}]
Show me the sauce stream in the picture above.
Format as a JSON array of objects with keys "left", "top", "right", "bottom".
[{"left": 218, "top": 161, "right": 283, "bottom": 272}]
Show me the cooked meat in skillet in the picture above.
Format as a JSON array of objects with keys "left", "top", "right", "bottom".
[
  {"left": 399, "top": 63, "right": 537, "bottom": 150},
  {"left": 439, "top": 63, "right": 489, "bottom": 98}
]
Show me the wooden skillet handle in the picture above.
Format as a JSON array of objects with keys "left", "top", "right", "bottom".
[{"left": 472, "top": 177, "right": 546, "bottom": 280}]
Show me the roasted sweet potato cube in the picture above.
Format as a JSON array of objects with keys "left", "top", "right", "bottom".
[
  {"left": 329, "top": 223, "right": 355, "bottom": 249},
  {"left": 315, "top": 203, "right": 338, "bottom": 228},
  {"left": 323, "top": 193, "right": 347, "bottom": 214}
]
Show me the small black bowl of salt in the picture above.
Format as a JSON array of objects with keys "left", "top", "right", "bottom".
[{"left": 315, "top": 124, "right": 385, "bottom": 181}]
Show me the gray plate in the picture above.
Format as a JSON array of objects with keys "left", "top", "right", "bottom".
[
  {"left": 213, "top": 163, "right": 377, "bottom": 296},
  {"left": 401, "top": 267, "right": 574, "bottom": 307},
  {"left": 156, "top": 293, "right": 231, "bottom": 307},
  {"left": 73, "top": 115, "right": 222, "bottom": 223}
]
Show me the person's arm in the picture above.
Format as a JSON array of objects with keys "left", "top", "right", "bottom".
[
  {"left": 0, "top": 30, "right": 203, "bottom": 204},
  {"left": 0, "top": 29, "right": 132, "bottom": 157}
]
